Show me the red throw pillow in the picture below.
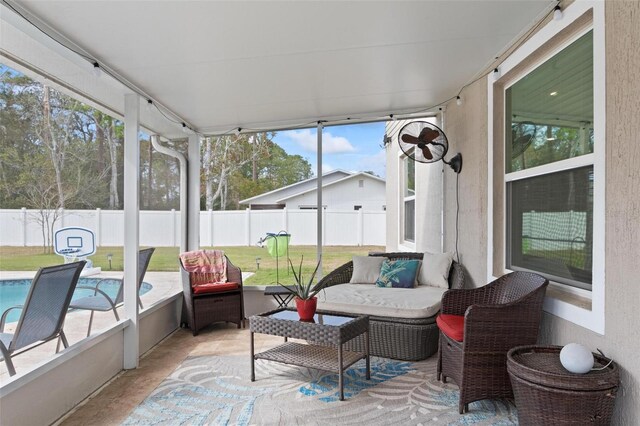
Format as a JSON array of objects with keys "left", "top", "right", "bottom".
[
  {"left": 192, "top": 282, "right": 239, "bottom": 294},
  {"left": 436, "top": 314, "right": 465, "bottom": 342}
]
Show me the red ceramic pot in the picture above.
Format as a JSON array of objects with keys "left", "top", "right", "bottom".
[{"left": 295, "top": 296, "right": 317, "bottom": 321}]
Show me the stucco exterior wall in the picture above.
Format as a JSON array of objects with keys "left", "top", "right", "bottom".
[
  {"left": 443, "top": 80, "right": 489, "bottom": 288},
  {"left": 539, "top": 2, "right": 640, "bottom": 423},
  {"left": 438, "top": 2, "right": 640, "bottom": 422},
  {"left": 385, "top": 118, "right": 442, "bottom": 253},
  {"left": 415, "top": 148, "right": 444, "bottom": 254}
]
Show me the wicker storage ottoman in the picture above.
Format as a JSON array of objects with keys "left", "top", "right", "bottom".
[
  {"left": 507, "top": 345, "right": 619, "bottom": 425},
  {"left": 341, "top": 316, "right": 439, "bottom": 361}
]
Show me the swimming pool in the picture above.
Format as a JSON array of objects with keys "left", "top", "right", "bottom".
[{"left": 0, "top": 278, "right": 153, "bottom": 323}]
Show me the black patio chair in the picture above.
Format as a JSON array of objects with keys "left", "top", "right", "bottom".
[{"left": 69, "top": 248, "right": 154, "bottom": 336}]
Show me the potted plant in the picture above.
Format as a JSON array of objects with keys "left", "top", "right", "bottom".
[{"left": 282, "top": 256, "right": 322, "bottom": 321}]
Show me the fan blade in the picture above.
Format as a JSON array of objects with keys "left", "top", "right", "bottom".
[
  {"left": 511, "top": 134, "right": 534, "bottom": 158},
  {"left": 419, "top": 128, "right": 440, "bottom": 143},
  {"left": 421, "top": 145, "right": 433, "bottom": 160},
  {"left": 401, "top": 134, "right": 421, "bottom": 145},
  {"left": 517, "top": 134, "right": 533, "bottom": 144}
]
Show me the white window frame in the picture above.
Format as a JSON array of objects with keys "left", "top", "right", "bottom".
[
  {"left": 487, "top": 1, "right": 605, "bottom": 334},
  {"left": 399, "top": 149, "right": 416, "bottom": 250}
]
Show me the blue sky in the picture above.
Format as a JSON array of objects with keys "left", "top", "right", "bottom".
[{"left": 272, "top": 121, "right": 387, "bottom": 178}]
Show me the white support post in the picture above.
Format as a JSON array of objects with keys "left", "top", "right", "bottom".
[
  {"left": 123, "top": 93, "right": 140, "bottom": 370},
  {"left": 316, "top": 122, "right": 323, "bottom": 277},
  {"left": 439, "top": 113, "right": 445, "bottom": 253},
  {"left": 95, "top": 208, "right": 101, "bottom": 247},
  {"left": 187, "top": 134, "right": 201, "bottom": 251}
]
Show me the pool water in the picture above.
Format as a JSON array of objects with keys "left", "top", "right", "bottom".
[{"left": 0, "top": 278, "right": 153, "bottom": 323}]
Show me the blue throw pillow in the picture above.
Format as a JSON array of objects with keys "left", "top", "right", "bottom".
[{"left": 375, "top": 259, "right": 421, "bottom": 288}]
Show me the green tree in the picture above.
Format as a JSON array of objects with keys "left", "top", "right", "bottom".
[
  {"left": 0, "top": 71, "right": 36, "bottom": 208},
  {"left": 201, "top": 132, "right": 312, "bottom": 210},
  {"left": 1, "top": 64, "right": 186, "bottom": 214},
  {"left": 230, "top": 142, "right": 312, "bottom": 208},
  {"left": 1, "top": 65, "right": 117, "bottom": 250}
]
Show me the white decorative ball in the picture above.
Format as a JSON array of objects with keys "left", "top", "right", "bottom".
[{"left": 560, "top": 343, "right": 594, "bottom": 374}]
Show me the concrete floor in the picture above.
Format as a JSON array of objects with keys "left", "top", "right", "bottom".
[
  {"left": 0, "top": 269, "right": 278, "bottom": 425},
  {"left": 58, "top": 324, "right": 284, "bottom": 425}
]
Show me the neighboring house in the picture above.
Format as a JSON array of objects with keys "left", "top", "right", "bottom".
[
  {"left": 385, "top": 4, "right": 640, "bottom": 424},
  {"left": 240, "top": 169, "right": 386, "bottom": 211}
]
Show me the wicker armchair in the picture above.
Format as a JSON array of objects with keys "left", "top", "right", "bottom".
[
  {"left": 437, "top": 271, "right": 548, "bottom": 414},
  {"left": 315, "top": 252, "right": 465, "bottom": 361},
  {"left": 180, "top": 255, "right": 244, "bottom": 336}
]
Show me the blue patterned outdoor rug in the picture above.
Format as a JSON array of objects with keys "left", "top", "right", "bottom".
[{"left": 122, "top": 355, "right": 517, "bottom": 425}]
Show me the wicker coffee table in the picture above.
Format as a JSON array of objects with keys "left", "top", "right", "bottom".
[{"left": 249, "top": 309, "right": 370, "bottom": 401}]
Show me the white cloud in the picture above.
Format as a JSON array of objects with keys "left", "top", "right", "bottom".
[
  {"left": 356, "top": 149, "right": 386, "bottom": 178},
  {"left": 322, "top": 163, "right": 335, "bottom": 173},
  {"left": 285, "top": 129, "right": 356, "bottom": 154}
]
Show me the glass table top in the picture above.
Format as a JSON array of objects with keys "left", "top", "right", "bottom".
[{"left": 265, "top": 309, "right": 355, "bottom": 326}]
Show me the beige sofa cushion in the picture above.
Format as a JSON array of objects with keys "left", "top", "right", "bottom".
[
  {"left": 349, "top": 256, "right": 384, "bottom": 284},
  {"left": 417, "top": 252, "right": 454, "bottom": 288},
  {"left": 317, "top": 284, "right": 446, "bottom": 319}
]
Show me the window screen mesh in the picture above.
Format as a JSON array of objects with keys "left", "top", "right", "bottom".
[
  {"left": 507, "top": 166, "right": 593, "bottom": 289},
  {"left": 404, "top": 199, "right": 415, "bottom": 242}
]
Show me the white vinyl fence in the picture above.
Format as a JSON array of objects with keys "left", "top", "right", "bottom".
[{"left": 0, "top": 208, "right": 386, "bottom": 247}]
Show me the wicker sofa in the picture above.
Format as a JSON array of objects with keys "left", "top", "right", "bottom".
[{"left": 315, "top": 252, "right": 464, "bottom": 361}]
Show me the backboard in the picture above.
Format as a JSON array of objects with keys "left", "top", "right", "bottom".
[{"left": 54, "top": 227, "right": 96, "bottom": 257}]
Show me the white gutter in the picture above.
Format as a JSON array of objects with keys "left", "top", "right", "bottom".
[{"left": 151, "top": 135, "right": 188, "bottom": 252}]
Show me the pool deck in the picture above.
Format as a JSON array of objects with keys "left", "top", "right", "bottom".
[{"left": 0, "top": 270, "right": 182, "bottom": 382}]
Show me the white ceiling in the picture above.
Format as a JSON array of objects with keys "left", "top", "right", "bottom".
[{"left": 3, "top": 0, "right": 553, "bottom": 137}]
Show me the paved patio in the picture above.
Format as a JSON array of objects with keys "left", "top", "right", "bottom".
[{"left": 59, "top": 323, "right": 284, "bottom": 425}]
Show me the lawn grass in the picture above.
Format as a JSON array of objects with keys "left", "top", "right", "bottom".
[{"left": 0, "top": 245, "right": 383, "bottom": 285}]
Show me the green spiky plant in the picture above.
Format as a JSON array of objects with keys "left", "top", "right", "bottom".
[{"left": 281, "top": 255, "right": 323, "bottom": 300}]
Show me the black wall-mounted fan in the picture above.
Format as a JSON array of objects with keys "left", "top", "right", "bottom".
[
  {"left": 398, "top": 121, "right": 462, "bottom": 173},
  {"left": 511, "top": 122, "right": 536, "bottom": 158}
]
